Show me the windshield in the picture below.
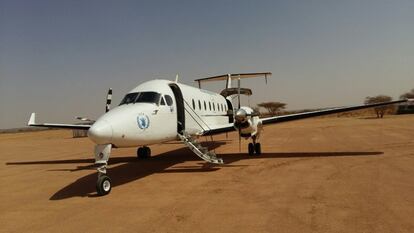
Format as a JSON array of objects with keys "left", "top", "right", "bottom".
[{"left": 119, "top": 92, "right": 161, "bottom": 105}]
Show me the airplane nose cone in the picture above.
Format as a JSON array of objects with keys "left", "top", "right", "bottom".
[{"left": 88, "top": 120, "right": 113, "bottom": 144}]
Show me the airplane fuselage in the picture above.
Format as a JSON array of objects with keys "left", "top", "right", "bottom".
[{"left": 88, "top": 79, "right": 232, "bottom": 147}]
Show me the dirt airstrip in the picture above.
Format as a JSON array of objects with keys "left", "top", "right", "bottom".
[{"left": 1, "top": 115, "right": 413, "bottom": 233}]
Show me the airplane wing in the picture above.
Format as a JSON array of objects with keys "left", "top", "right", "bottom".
[
  {"left": 202, "top": 99, "right": 410, "bottom": 136},
  {"left": 261, "top": 99, "right": 408, "bottom": 125},
  {"left": 27, "top": 113, "right": 92, "bottom": 130},
  {"left": 202, "top": 123, "right": 235, "bottom": 136}
]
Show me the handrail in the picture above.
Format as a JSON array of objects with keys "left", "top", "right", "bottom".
[{"left": 183, "top": 99, "right": 212, "bottom": 133}]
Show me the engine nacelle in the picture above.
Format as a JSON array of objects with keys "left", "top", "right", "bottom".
[{"left": 233, "top": 106, "right": 262, "bottom": 138}]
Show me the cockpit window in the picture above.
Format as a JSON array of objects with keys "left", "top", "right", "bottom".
[
  {"left": 120, "top": 92, "right": 161, "bottom": 105},
  {"left": 165, "top": 95, "right": 173, "bottom": 106},
  {"left": 135, "top": 92, "right": 161, "bottom": 103},
  {"left": 119, "top": 93, "right": 138, "bottom": 105}
]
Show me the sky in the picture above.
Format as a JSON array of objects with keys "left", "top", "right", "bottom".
[{"left": 0, "top": 0, "right": 413, "bottom": 129}]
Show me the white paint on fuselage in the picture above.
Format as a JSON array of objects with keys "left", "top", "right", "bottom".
[{"left": 88, "top": 79, "right": 231, "bottom": 148}]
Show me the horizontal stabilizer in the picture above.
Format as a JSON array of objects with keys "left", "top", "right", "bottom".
[
  {"left": 195, "top": 72, "right": 271, "bottom": 83},
  {"left": 220, "top": 87, "right": 252, "bottom": 97}
]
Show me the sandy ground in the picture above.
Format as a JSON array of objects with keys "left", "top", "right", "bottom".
[{"left": 1, "top": 115, "right": 413, "bottom": 233}]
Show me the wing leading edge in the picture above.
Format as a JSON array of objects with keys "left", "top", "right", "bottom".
[
  {"left": 27, "top": 113, "right": 92, "bottom": 130},
  {"left": 261, "top": 99, "right": 409, "bottom": 125}
]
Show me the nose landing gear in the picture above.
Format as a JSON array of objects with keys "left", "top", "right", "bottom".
[
  {"left": 94, "top": 144, "right": 112, "bottom": 196},
  {"left": 96, "top": 174, "right": 111, "bottom": 196}
]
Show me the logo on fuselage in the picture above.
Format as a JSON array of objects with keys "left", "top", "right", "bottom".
[{"left": 137, "top": 114, "right": 150, "bottom": 129}]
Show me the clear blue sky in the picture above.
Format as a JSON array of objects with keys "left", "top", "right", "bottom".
[{"left": 1, "top": 0, "right": 413, "bottom": 128}]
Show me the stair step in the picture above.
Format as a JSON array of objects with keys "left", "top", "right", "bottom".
[{"left": 178, "top": 132, "right": 223, "bottom": 164}]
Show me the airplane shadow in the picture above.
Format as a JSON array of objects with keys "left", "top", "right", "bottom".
[{"left": 6, "top": 141, "right": 383, "bottom": 201}]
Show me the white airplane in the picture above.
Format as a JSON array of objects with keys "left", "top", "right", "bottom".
[{"left": 28, "top": 73, "right": 411, "bottom": 196}]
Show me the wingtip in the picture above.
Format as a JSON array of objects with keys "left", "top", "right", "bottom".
[{"left": 28, "top": 113, "right": 36, "bottom": 126}]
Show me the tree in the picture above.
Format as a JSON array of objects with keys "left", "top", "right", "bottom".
[
  {"left": 364, "top": 95, "right": 393, "bottom": 118},
  {"left": 257, "top": 102, "right": 286, "bottom": 116},
  {"left": 400, "top": 88, "right": 414, "bottom": 99}
]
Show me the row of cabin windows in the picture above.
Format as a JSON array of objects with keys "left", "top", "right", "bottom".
[{"left": 191, "top": 99, "right": 227, "bottom": 112}]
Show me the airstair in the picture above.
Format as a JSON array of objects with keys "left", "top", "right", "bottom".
[{"left": 178, "top": 131, "right": 223, "bottom": 164}]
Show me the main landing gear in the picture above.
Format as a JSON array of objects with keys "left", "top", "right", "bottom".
[
  {"left": 94, "top": 145, "right": 152, "bottom": 196},
  {"left": 248, "top": 136, "right": 261, "bottom": 156},
  {"left": 137, "top": 146, "right": 151, "bottom": 159}
]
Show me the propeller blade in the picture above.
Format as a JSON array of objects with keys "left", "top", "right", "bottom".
[
  {"left": 238, "top": 128, "right": 241, "bottom": 153},
  {"left": 105, "top": 88, "right": 112, "bottom": 113},
  {"left": 237, "top": 77, "right": 241, "bottom": 109}
]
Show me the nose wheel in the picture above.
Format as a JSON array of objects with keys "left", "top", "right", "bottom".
[
  {"left": 137, "top": 146, "right": 151, "bottom": 159},
  {"left": 96, "top": 174, "right": 112, "bottom": 196}
]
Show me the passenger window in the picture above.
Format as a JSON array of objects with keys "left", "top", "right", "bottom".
[
  {"left": 209, "top": 102, "right": 211, "bottom": 111},
  {"left": 204, "top": 101, "right": 206, "bottom": 110},
  {"left": 198, "top": 100, "right": 201, "bottom": 110},
  {"left": 213, "top": 102, "right": 216, "bottom": 111},
  {"left": 165, "top": 95, "right": 173, "bottom": 106},
  {"left": 160, "top": 97, "right": 166, "bottom": 105},
  {"left": 192, "top": 99, "right": 195, "bottom": 109}
]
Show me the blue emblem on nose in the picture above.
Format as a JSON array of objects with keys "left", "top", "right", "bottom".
[{"left": 137, "top": 114, "right": 150, "bottom": 129}]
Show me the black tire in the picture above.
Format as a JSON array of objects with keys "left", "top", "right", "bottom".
[
  {"left": 137, "top": 147, "right": 143, "bottom": 158},
  {"left": 96, "top": 175, "right": 111, "bottom": 196},
  {"left": 255, "top": 143, "right": 261, "bottom": 155},
  {"left": 248, "top": 143, "right": 255, "bottom": 156},
  {"left": 138, "top": 147, "right": 151, "bottom": 159},
  {"left": 144, "top": 146, "right": 151, "bottom": 158}
]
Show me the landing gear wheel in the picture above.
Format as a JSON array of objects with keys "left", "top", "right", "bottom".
[
  {"left": 137, "top": 146, "right": 151, "bottom": 159},
  {"left": 96, "top": 175, "right": 111, "bottom": 196},
  {"left": 255, "top": 143, "right": 261, "bottom": 155},
  {"left": 248, "top": 143, "right": 255, "bottom": 156},
  {"left": 144, "top": 146, "right": 151, "bottom": 157}
]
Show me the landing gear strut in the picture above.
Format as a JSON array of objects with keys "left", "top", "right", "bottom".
[
  {"left": 137, "top": 146, "right": 151, "bottom": 159},
  {"left": 248, "top": 136, "right": 261, "bottom": 156},
  {"left": 94, "top": 144, "right": 112, "bottom": 196}
]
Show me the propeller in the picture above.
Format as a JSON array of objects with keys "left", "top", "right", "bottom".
[
  {"left": 238, "top": 128, "right": 241, "bottom": 153},
  {"left": 75, "top": 88, "right": 113, "bottom": 123},
  {"left": 105, "top": 88, "right": 113, "bottom": 113},
  {"left": 237, "top": 76, "right": 241, "bottom": 109}
]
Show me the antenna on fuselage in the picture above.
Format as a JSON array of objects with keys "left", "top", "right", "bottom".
[{"left": 175, "top": 74, "right": 179, "bottom": 83}]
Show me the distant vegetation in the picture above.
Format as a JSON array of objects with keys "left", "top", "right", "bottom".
[
  {"left": 257, "top": 102, "right": 286, "bottom": 116},
  {"left": 0, "top": 127, "right": 54, "bottom": 134},
  {"left": 400, "top": 88, "right": 414, "bottom": 99},
  {"left": 364, "top": 95, "right": 394, "bottom": 118},
  {"left": 256, "top": 88, "right": 414, "bottom": 119}
]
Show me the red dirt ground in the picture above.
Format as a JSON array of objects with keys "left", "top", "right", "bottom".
[{"left": 1, "top": 115, "right": 413, "bottom": 233}]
